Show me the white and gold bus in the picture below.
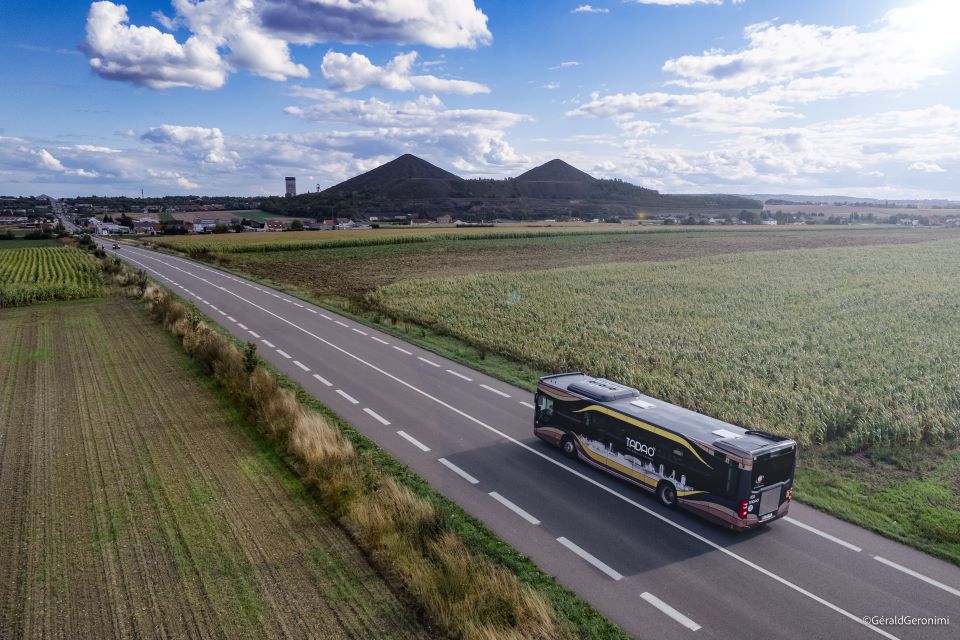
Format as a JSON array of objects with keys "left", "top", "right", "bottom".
[{"left": 535, "top": 373, "right": 797, "bottom": 529}]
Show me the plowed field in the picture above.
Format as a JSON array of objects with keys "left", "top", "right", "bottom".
[{"left": 0, "top": 298, "right": 433, "bottom": 639}]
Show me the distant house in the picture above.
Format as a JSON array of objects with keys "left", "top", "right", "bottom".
[
  {"left": 436, "top": 214, "right": 453, "bottom": 225},
  {"left": 265, "top": 219, "right": 288, "bottom": 232},
  {"left": 761, "top": 219, "right": 778, "bottom": 225},
  {"left": 410, "top": 218, "right": 432, "bottom": 225},
  {"left": 133, "top": 220, "right": 157, "bottom": 235},
  {"left": 620, "top": 219, "right": 640, "bottom": 226}
]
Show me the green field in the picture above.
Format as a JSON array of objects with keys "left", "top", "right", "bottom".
[
  {"left": 0, "top": 245, "right": 103, "bottom": 306},
  {"left": 180, "top": 227, "right": 960, "bottom": 563}
]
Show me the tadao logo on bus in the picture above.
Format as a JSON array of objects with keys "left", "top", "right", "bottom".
[{"left": 625, "top": 437, "right": 655, "bottom": 458}]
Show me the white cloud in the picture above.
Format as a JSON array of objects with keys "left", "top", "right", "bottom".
[
  {"left": 84, "top": 1, "right": 226, "bottom": 90},
  {"left": 567, "top": 91, "right": 800, "bottom": 131},
  {"left": 74, "top": 145, "right": 122, "bottom": 154},
  {"left": 141, "top": 124, "right": 234, "bottom": 164},
  {"left": 909, "top": 161, "right": 946, "bottom": 173},
  {"left": 283, "top": 94, "right": 530, "bottom": 172},
  {"left": 550, "top": 61, "right": 580, "bottom": 70},
  {"left": 320, "top": 51, "right": 489, "bottom": 94},
  {"left": 662, "top": 4, "right": 954, "bottom": 101},
  {"left": 258, "top": 0, "right": 491, "bottom": 49},
  {"left": 572, "top": 5, "right": 609, "bottom": 14},
  {"left": 36, "top": 149, "right": 66, "bottom": 172},
  {"left": 629, "top": 0, "right": 722, "bottom": 5},
  {"left": 84, "top": 0, "right": 490, "bottom": 90},
  {"left": 540, "top": 82, "right": 560, "bottom": 90}
]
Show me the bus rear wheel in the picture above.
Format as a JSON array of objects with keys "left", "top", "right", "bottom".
[
  {"left": 657, "top": 482, "right": 677, "bottom": 508},
  {"left": 561, "top": 435, "right": 578, "bottom": 459}
]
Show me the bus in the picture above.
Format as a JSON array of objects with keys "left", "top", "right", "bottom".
[{"left": 534, "top": 373, "right": 797, "bottom": 530}]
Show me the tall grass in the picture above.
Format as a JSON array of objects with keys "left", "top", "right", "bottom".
[
  {"left": 368, "top": 239, "right": 960, "bottom": 452},
  {"left": 128, "top": 271, "right": 572, "bottom": 640}
]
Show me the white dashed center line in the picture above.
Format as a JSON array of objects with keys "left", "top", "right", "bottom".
[
  {"left": 445, "top": 369, "right": 473, "bottom": 382},
  {"left": 520, "top": 401, "right": 535, "bottom": 409},
  {"left": 557, "top": 537, "right": 623, "bottom": 581},
  {"left": 397, "top": 430, "right": 430, "bottom": 452},
  {"left": 335, "top": 320, "right": 349, "bottom": 327},
  {"left": 480, "top": 384, "right": 511, "bottom": 398},
  {"left": 873, "top": 556, "right": 960, "bottom": 598},
  {"left": 261, "top": 339, "right": 276, "bottom": 348},
  {"left": 237, "top": 323, "right": 248, "bottom": 330},
  {"left": 248, "top": 330, "right": 261, "bottom": 339},
  {"left": 312, "top": 373, "right": 332, "bottom": 387},
  {"left": 352, "top": 328, "right": 368, "bottom": 335},
  {"left": 371, "top": 336, "right": 389, "bottom": 345},
  {"left": 293, "top": 360, "right": 310, "bottom": 372},
  {"left": 276, "top": 349, "right": 292, "bottom": 359},
  {"left": 640, "top": 593, "right": 701, "bottom": 632},
  {"left": 438, "top": 458, "right": 479, "bottom": 485},
  {"left": 784, "top": 518, "right": 862, "bottom": 553},
  {"left": 363, "top": 408, "right": 391, "bottom": 425},
  {"left": 489, "top": 492, "right": 540, "bottom": 525},
  {"left": 417, "top": 356, "right": 441, "bottom": 367},
  {"left": 336, "top": 389, "right": 359, "bottom": 404},
  {"left": 393, "top": 346, "right": 413, "bottom": 355}
]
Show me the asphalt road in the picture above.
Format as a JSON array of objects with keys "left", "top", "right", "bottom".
[{"left": 99, "top": 239, "right": 960, "bottom": 640}]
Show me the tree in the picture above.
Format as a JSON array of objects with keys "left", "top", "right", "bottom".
[
  {"left": 213, "top": 223, "right": 229, "bottom": 234},
  {"left": 290, "top": 219, "right": 304, "bottom": 231}
]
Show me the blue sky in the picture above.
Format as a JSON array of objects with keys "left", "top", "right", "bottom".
[{"left": 1, "top": 0, "right": 958, "bottom": 198}]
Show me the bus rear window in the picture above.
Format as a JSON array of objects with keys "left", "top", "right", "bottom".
[{"left": 752, "top": 447, "right": 795, "bottom": 487}]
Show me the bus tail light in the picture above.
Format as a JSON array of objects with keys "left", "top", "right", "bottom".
[
  {"left": 738, "top": 499, "right": 749, "bottom": 519},
  {"left": 786, "top": 487, "right": 793, "bottom": 501}
]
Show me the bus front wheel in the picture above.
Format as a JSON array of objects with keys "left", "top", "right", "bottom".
[
  {"left": 657, "top": 482, "right": 677, "bottom": 508},
  {"left": 561, "top": 436, "right": 578, "bottom": 459}
]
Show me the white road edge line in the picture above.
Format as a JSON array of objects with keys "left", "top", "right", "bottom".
[
  {"left": 480, "top": 384, "right": 511, "bottom": 398},
  {"left": 371, "top": 336, "right": 389, "bottom": 345},
  {"left": 556, "top": 537, "right": 622, "bottom": 581},
  {"left": 293, "top": 360, "right": 310, "bottom": 372},
  {"left": 445, "top": 369, "right": 473, "bottom": 382},
  {"left": 640, "top": 592, "right": 701, "bottom": 632},
  {"left": 418, "top": 356, "right": 441, "bottom": 367},
  {"left": 393, "top": 346, "right": 413, "bottom": 355},
  {"left": 397, "top": 430, "right": 431, "bottom": 452},
  {"left": 363, "top": 408, "right": 391, "bottom": 425},
  {"left": 336, "top": 389, "right": 359, "bottom": 404},
  {"left": 118, "top": 247, "right": 901, "bottom": 640},
  {"left": 276, "top": 349, "right": 292, "bottom": 359},
  {"left": 784, "top": 518, "right": 862, "bottom": 553},
  {"left": 489, "top": 492, "right": 540, "bottom": 525},
  {"left": 438, "top": 458, "right": 479, "bottom": 485},
  {"left": 261, "top": 339, "right": 275, "bottom": 348},
  {"left": 312, "top": 373, "right": 332, "bottom": 387},
  {"left": 873, "top": 556, "right": 960, "bottom": 599}
]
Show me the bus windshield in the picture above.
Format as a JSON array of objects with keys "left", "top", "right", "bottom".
[{"left": 752, "top": 446, "right": 795, "bottom": 488}]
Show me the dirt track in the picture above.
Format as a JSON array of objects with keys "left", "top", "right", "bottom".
[{"left": 0, "top": 299, "right": 433, "bottom": 639}]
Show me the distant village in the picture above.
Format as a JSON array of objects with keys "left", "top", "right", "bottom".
[{"left": 3, "top": 190, "right": 960, "bottom": 239}]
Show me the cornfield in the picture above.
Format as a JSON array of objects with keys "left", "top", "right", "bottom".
[
  {"left": 0, "top": 246, "right": 103, "bottom": 307},
  {"left": 367, "top": 239, "right": 960, "bottom": 451}
]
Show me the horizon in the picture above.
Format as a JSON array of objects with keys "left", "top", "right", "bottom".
[{"left": 2, "top": 1, "right": 959, "bottom": 199}]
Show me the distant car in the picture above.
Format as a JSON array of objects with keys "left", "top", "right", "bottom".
[{"left": 112, "top": 243, "right": 119, "bottom": 250}]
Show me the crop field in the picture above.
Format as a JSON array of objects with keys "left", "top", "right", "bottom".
[
  {"left": 0, "top": 245, "right": 103, "bottom": 307},
  {"left": 210, "top": 226, "right": 958, "bottom": 300},
  {"left": 147, "top": 223, "right": 678, "bottom": 254},
  {"left": 0, "top": 298, "right": 432, "bottom": 639},
  {"left": 360, "top": 239, "right": 960, "bottom": 560}
]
